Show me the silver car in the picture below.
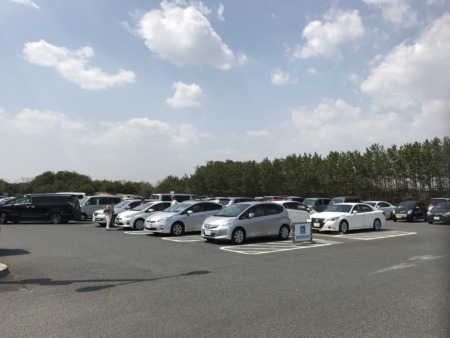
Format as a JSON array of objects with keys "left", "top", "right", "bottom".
[
  {"left": 144, "top": 201, "right": 223, "bottom": 236},
  {"left": 115, "top": 201, "right": 171, "bottom": 230},
  {"left": 201, "top": 202, "right": 292, "bottom": 244}
]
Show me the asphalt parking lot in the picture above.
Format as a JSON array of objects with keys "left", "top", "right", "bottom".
[{"left": 0, "top": 220, "right": 449, "bottom": 337}]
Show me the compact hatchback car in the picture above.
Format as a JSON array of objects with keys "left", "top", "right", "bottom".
[
  {"left": 144, "top": 201, "right": 222, "bottom": 235},
  {"left": 392, "top": 201, "right": 428, "bottom": 222},
  {"left": 201, "top": 202, "right": 292, "bottom": 244},
  {"left": 92, "top": 199, "right": 142, "bottom": 226}
]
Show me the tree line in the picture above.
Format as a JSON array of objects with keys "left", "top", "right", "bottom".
[{"left": 1, "top": 137, "right": 449, "bottom": 204}]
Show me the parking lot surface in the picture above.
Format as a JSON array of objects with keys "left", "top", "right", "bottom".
[{"left": 0, "top": 220, "right": 449, "bottom": 337}]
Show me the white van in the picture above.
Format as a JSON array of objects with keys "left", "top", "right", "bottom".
[{"left": 79, "top": 195, "right": 122, "bottom": 221}]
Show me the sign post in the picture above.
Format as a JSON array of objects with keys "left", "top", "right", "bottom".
[{"left": 292, "top": 222, "right": 315, "bottom": 245}]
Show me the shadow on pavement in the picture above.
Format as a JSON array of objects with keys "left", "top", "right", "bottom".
[
  {"left": 0, "top": 248, "right": 30, "bottom": 257},
  {"left": 0, "top": 270, "right": 210, "bottom": 293}
]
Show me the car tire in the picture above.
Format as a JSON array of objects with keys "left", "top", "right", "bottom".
[
  {"left": 428, "top": 221, "right": 433, "bottom": 224},
  {"left": 411, "top": 215, "right": 417, "bottom": 222},
  {"left": 49, "top": 213, "right": 62, "bottom": 224},
  {"left": 133, "top": 218, "right": 145, "bottom": 230},
  {"left": 339, "top": 220, "right": 349, "bottom": 234},
  {"left": 231, "top": 228, "right": 246, "bottom": 245},
  {"left": 171, "top": 222, "right": 184, "bottom": 236},
  {"left": 392, "top": 217, "right": 397, "bottom": 222},
  {"left": 80, "top": 213, "right": 87, "bottom": 221},
  {"left": 373, "top": 218, "right": 381, "bottom": 231},
  {"left": 0, "top": 212, "right": 8, "bottom": 224},
  {"left": 279, "top": 224, "right": 290, "bottom": 240}
]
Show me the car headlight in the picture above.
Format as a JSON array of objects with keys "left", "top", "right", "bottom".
[
  {"left": 220, "top": 218, "right": 234, "bottom": 227},
  {"left": 407, "top": 210, "right": 412, "bottom": 214},
  {"left": 158, "top": 216, "right": 171, "bottom": 222},
  {"left": 327, "top": 217, "right": 338, "bottom": 222},
  {"left": 123, "top": 214, "right": 131, "bottom": 219}
]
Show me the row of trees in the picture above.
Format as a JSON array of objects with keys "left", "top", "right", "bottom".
[{"left": 1, "top": 137, "right": 449, "bottom": 204}]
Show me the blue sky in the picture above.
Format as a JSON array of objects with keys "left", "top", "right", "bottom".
[{"left": 1, "top": 0, "right": 449, "bottom": 184}]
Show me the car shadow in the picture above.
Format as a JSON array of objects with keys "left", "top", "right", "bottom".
[
  {"left": 0, "top": 248, "right": 30, "bottom": 257},
  {"left": 0, "top": 270, "right": 210, "bottom": 293}
]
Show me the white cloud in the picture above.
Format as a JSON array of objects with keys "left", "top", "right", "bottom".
[
  {"left": 166, "top": 81, "right": 203, "bottom": 108},
  {"left": 271, "top": 68, "right": 297, "bottom": 86},
  {"left": 361, "top": 13, "right": 450, "bottom": 109},
  {"left": 363, "top": 0, "right": 418, "bottom": 27},
  {"left": 246, "top": 130, "right": 269, "bottom": 138},
  {"left": 23, "top": 40, "right": 135, "bottom": 89},
  {"left": 170, "top": 123, "right": 211, "bottom": 145},
  {"left": 0, "top": 108, "right": 86, "bottom": 135},
  {"left": 10, "top": 0, "right": 39, "bottom": 9},
  {"left": 216, "top": 3, "right": 225, "bottom": 22},
  {"left": 137, "top": 1, "right": 245, "bottom": 69},
  {"left": 294, "top": 9, "right": 364, "bottom": 59}
]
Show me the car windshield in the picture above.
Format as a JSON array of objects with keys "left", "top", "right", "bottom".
[
  {"left": 398, "top": 201, "right": 415, "bottom": 209},
  {"left": 302, "top": 199, "right": 316, "bottom": 206},
  {"left": 325, "top": 204, "right": 352, "bottom": 213},
  {"left": 214, "top": 203, "right": 251, "bottom": 217},
  {"left": 162, "top": 203, "right": 190, "bottom": 213},
  {"left": 434, "top": 202, "right": 450, "bottom": 209},
  {"left": 131, "top": 202, "right": 152, "bottom": 211},
  {"left": 114, "top": 200, "right": 130, "bottom": 208}
]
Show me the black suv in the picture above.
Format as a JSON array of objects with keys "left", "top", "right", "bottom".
[{"left": 0, "top": 194, "right": 81, "bottom": 224}]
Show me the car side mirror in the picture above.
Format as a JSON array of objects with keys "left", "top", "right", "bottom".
[
  {"left": 352, "top": 210, "right": 358, "bottom": 214},
  {"left": 248, "top": 212, "right": 255, "bottom": 218},
  {"left": 187, "top": 210, "right": 193, "bottom": 216},
  {"left": 147, "top": 209, "right": 154, "bottom": 213}
]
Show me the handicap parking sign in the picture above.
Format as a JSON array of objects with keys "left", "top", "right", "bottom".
[{"left": 293, "top": 223, "right": 312, "bottom": 243}]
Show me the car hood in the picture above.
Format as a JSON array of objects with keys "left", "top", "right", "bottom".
[
  {"left": 146, "top": 211, "right": 178, "bottom": 220},
  {"left": 309, "top": 211, "right": 349, "bottom": 219},
  {"left": 118, "top": 210, "right": 140, "bottom": 217},
  {"left": 203, "top": 215, "right": 236, "bottom": 226}
]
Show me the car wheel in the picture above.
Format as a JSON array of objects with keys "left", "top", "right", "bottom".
[
  {"left": 428, "top": 221, "right": 433, "bottom": 224},
  {"left": 231, "top": 228, "right": 246, "bottom": 245},
  {"left": 339, "top": 220, "right": 349, "bottom": 234},
  {"left": 133, "top": 218, "right": 145, "bottom": 230},
  {"left": 49, "top": 213, "right": 62, "bottom": 224},
  {"left": 80, "top": 213, "right": 87, "bottom": 221},
  {"left": 0, "top": 212, "right": 8, "bottom": 224},
  {"left": 392, "top": 217, "right": 397, "bottom": 222},
  {"left": 279, "top": 224, "right": 290, "bottom": 240},
  {"left": 411, "top": 215, "right": 417, "bottom": 222},
  {"left": 171, "top": 222, "right": 184, "bottom": 236},
  {"left": 389, "top": 212, "right": 394, "bottom": 220},
  {"left": 373, "top": 218, "right": 381, "bottom": 231}
]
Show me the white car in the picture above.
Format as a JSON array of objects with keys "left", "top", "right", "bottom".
[
  {"left": 272, "top": 200, "right": 314, "bottom": 224},
  {"left": 307, "top": 203, "right": 385, "bottom": 233},
  {"left": 92, "top": 199, "right": 142, "bottom": 225},
  {"left": 144, "top": 201, "right": 223, "bottom": 236},
  {"left": 115, "top": 201, "right": 171, "bottom": 230},
  {"left": 364, "top": 201, "right": 397, "bottom": 219}
]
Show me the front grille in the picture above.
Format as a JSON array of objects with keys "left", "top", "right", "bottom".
[{"left": 311, "top": 218, "right": 325, "bottom": 228}]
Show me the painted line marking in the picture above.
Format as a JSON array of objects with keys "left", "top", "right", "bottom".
[
  {"left": 372, "top": 254, "right": 446, "bottom": 274},
  {"left": 123, "top": 231, "right": 153, "bottom": 235},
  {"left": 162, "top": 236, "right": 204, "bottom": 242},
  {"left": 322, "top": 231, "right": 416, "bottom": 241}
]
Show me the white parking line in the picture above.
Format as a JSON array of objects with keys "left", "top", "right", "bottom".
[
  {"left": 331, "top": 231, "right": 416, "bottom": 241},
  {"left": 162, "top": 236, "right": 204, "bottom": 242},
  {"left": 123, "top": 231, "right": 153, "bottom": 235},
  {"left": 220, "top": 239, "right": 340, "bottom": 255}
]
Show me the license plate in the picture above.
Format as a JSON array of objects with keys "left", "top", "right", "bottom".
[
  {"left": 205, "top": 230, "right": 211, "bottom": 236},
  {"left": 434, "top": 216, "right": 440, "bottom": 220},
  {"left": 95, "top": 218, "right": 103, "bottom": 221},
  {"left": 396, "top": 214, "right": 403, "bottom": 219},
  {"left": 313, "top": 223, "right": 320, "bottom": 228}
]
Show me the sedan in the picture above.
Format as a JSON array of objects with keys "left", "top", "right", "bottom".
[
  {"left": 364, "top": 201, "right": 397, "bottom": 219},
  {"left": 115, "top": 201, "right": 171, "bottom": 230},
  {"left": 201, "top": 202, "right": 292, "bottom": 244},
  {"left": 272, "top": 200, "right": 314, "bottom": 224},
  {"left": 307, "top": 203, "right": 385, "bottom": 234},
  {"left": 427, "top": 202, "right": 450, "bottom": 224},
  {"left": 144, "top": 201, "right": 222, "bottom": 236}
]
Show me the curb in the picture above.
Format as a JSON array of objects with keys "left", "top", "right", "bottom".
[{"left": 0, "top": 262, "right": 10, "bottom": 278}]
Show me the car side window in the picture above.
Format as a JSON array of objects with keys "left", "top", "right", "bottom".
[
  {"left": 264, "top": 204, "right": 281, "bottom": 215},
  {"left": 189, "top": 204, "right": 203, "bottom": 213},
  {"left": 360, "top": 204, "right": 372, "bottom": 213},
  {"left": 250, "top": 205, "right": 264, "bottom": 217},
  {"left": 204, "top": 203, "right": 222, "bottom": 212}
]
